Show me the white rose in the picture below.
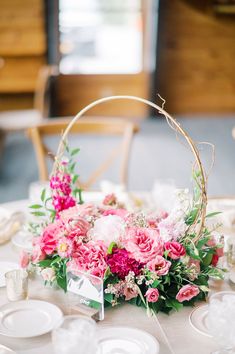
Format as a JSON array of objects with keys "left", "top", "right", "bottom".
[
  {"left": 41, "top": 268, "right": 56, "bottom": 282},
  {"left": 88, "top": 215, "right": 125, "bottom": 245}
]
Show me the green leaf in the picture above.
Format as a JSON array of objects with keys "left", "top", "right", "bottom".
[
  {"left": 31, "top": 211, "right": 46, "bottom": 217},
  {"left": 71, "top": 148, "right": 80, "bottom": 156},
  {"left": 107, "top": 242, "right": 117, "bottom": 255},
  {"left": 165, "top": 298, "right": 183, "bottom": 311},
  {"left": 185, "top": 208, "right": 198, "bottom": 225},
  {"left": 41, "top": 188, "right": 46, "bottom": 202},
  {"left": 201, "top": 252, "right": 213, "bottom": 266},
  {"left": 196, "top": 237, "right": 210, "bottom": 250},
  {"left": 38, "top": 259, "right": 53, "bottom": 267},
  {"left": 72, "top": 175, "right": 79, "bottom": 184},
  {"left": 29, "top": 204, "right": 42, "bottom": 209},
  {"left": 206, "top": 212, "right": 222, "bottom": 218},
  {"left": 57, "top": 274, "right": 67, "bottom": 292},
  {"left": 104, "top": 292, "right": 113, "bottom": 304}
]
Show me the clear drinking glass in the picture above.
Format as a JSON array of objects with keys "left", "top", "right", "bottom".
[
  {"left": 207, "top": 291, "right": 235, "bottom": 354},
  {"left": 5, "top": 269, "right": 28, "bottom": 301},
  {"left": 52, "top": 315, "right": 98, "bottom": 354}
]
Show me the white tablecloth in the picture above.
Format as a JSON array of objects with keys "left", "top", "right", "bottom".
[{"left": 0, "top": 199, "right": 235, "bottom": 354}]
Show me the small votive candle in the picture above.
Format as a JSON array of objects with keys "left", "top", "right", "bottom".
[{"left": 5, "top": 269, "right": 28, "bottom": 301}]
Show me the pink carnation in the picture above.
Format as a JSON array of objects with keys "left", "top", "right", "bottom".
[
  {"left": 176, "top": 284, "right": 200, "bottom": 302},
  {"left": 69, "top": 240, "right": 107, "bottom": 278},
  {"left": 147, "top": 256, "right": 171, "bottom": 276},
  {"left": 106, "top": 248, "right": 143, "bottom": 279},
  {"left": 122, "top": 227, "right": 164, "bottom": 263},
  {"left": 102, "top": 208, "right": 129, "bottom": 220},
  {"left": 39, "top": 222, "right": 63, "bottom": 255},
  {"left": 60, "top": 203, "right": 96, "bottom": 219},
  {"left": 145, "top": 288, "right": 159, "bottom": 303},
  {"left": 164, "top": 241, "right": 186, "bottom": 260}
]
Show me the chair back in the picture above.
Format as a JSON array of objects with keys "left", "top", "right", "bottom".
[{"left": 28, "top": 118, "right": 139, "bottom": 190}]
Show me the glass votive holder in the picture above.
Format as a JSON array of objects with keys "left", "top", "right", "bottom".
[
  {"left": 227, "top": 237, "right": 235, "bottom": 268},
  {"left": 52, "top": 315, "right": 98, "bottom": 354},
  {"left": 5, "top": 269, "right": 28, "bottom": 301}
]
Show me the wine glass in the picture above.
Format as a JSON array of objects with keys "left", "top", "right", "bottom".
[
  {"left": 207, "top": 291, "right": 235, "bottom": 354},
  {"left": 52, "top": 315, "right": 98, "bottom": 354}
]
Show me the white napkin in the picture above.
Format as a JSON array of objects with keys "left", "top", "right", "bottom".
[{"left": 0, "top": 208, "right": 25, "bottom": 244}]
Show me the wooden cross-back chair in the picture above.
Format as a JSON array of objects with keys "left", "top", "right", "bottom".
[{"left": 27, "top": 118, "right": 139, "bottom": 190}]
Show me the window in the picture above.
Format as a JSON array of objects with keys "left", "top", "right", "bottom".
[{"left": 59, "top": 0, "right": 143, "bottom": 74}]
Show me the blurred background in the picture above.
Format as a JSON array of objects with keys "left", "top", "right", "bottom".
[{"left": 0, "top": 0, "right": 235, "bottom": 202}]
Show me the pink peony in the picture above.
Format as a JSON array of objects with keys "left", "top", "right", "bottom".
[
  {"left": 164, "top": 241, "right": 186, "bottom": 260},
  {"left": 145, "top": 288, "right": 159, "bottom": 303},
  {"left": 88, "top": 215, "right": 125, "bottom": 246},
  {"left": 176, "top": 284, "right": 200, "bottom": 302},
  {"left": 106, "top": 248, "right": 143, "bottom": 279},
  {"left": 39, "top": 222, "right": 63, "bottom": 255},
  {"left": 19, "top": 251, "right": 30, "bottom": 268},
  {"left": 69, "top": 240, "right": 107, "bottom": 278},
  {"left": 123, "top": 284, "right": 138, "bottom": 301},
  {"left": 57, "top": 237, "right": 73, "bottom": 258},
  {"left": 147, "top": 256, "right": 171, "bottom": 276},
  {"left": 102, "top": 208, "right": 129, "bottom": 220},
  {"left": 123, "top": 227, "right": 164, "bottom": 263}
]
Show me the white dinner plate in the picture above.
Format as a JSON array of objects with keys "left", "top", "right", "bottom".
[
  {"left": 11, "top": 231, "right": 33, "bottom": 252},
  {"left": 0, "top": 344, "right": 16, "bottom": 353},
  {"left": 0, "top": 300, "right": 63, "bottom": 338},
  {"left": 97, "top": 326, "right": 160, "bottom": 354},
  {"left": 0, "top": 262, "right": 19, "bottom": 288},
  {"left": 189, "top": 305, "right": 212, "bottom": 337}
]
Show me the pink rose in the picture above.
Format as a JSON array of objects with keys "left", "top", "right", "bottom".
[
  {"left": 103, "top": 194, "right": 117, "bottom": 206},
  {"left": 39, "top": 222, "right": 63, "bottom": 255},
  {"left": 176, "top": 284, "right": 200, "bottom": 302},
  {"left": 69, "top": 240, "right": 107, "bottom": 278},
  {"left": 164, "top": 241, "right": 186, "bottom": 260},
  {"left": 122, "top": 227, "right": 164, "bottom": 263},
  {"left": 147, "top": 256, "right": 171, "bottom": 276},
  {"left": 31, "top": 245, "right": 46, "bottom": 263},
  {"left": 145, "top": 288, "right": 159, "bottom": 303},
  {"left": 123, "top": 284, "right": 138, "bottom": 301},
  {"left": 41, "top": 268, "right": 56, "bottom": 282},
  {"left": 19, "top": 251, "right": 30, "bottom": 268},
  {"left": 102, "top": 208, "right": 129, "bottom": 220}
]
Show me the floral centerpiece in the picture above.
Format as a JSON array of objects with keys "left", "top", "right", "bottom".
[
  {"left": 21, "top": 96, "right": 224, "bottom": 315},
  {"left": 21, "top": 147, "right": 224, "bottom": 315}
]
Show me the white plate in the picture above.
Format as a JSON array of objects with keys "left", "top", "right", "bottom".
[
  {"left": 11, "top": 231, "right": 33, "bottom": 252},
  {"left": 0, "top": 344, "right": 16, "bottom": 353},
  {"left": 0, "top": 300, "right": 63, "bottom": 338},
  {"left": 97, "top": 326, "right": 160, "bottom": 354},
  {"left": 189, "top": 305, "right": 212, "bottom": 337},
  {"left": 0, "top": 262, "right": 19, "bottom": 288}
]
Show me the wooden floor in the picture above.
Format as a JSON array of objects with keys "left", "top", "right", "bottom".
[{"left": 1, "top": 115, "right": 235, "bottom": 203}]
